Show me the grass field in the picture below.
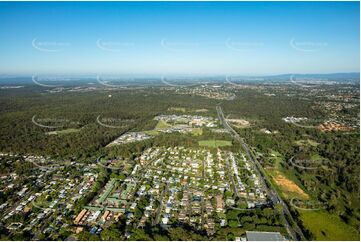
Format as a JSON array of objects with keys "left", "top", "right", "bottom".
[
  {"left": 198, "top": 140, "right": 232, "bottom": 148},
  {"left": 295, "top": 139, "right": 319, "bottom": 147},
  {"left": 168, "top": 107, "right": 186, "bottom": 112},
  {"left": 267, "top": 149, "right": 283, "bottom": 170},
  {"left": 310, "top": 153, "right": 326, "bottom": 161},
  {"left": 144, "top": 130, "right": 160, "bottom": 136},
  {"left": 190, "top": 128, "right": 203, "bottom": 136},
  {"left": 195, "top": 108, "right": 208, "bottom": 112},
  {"left": 155, "top": 120, "right": 172, "bottom": 129},
  {"left": 299, "top": 210, "right": 359, "bottom": 241},
  {"left": 269, "top": 149, "right": 282, "bottom": 159}
]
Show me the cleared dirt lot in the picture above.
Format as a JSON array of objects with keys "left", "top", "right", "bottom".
[
  {"left": 226, "top": 118, "right": 250, "bottom": 128},
  {"left": 273, "top": 172, "right": 309, "bottom": 200}
]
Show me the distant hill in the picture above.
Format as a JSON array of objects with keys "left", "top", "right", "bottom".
[
  {"left": 0, "top": 72, "right": 359, "bottom": 85},
  {"left": 265, "top": 73, "right": 360, "bottom": 81}
]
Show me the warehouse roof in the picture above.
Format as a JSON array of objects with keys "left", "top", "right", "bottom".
[{"left": 246, "top": 231, "right": 285, "bottom": 241}]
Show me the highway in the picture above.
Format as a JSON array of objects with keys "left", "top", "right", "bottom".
[{"left": 216, "top": 105, "right": 305, "bottom": 241}]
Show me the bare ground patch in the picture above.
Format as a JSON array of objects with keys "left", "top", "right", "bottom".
[
  {"left": 226, "top": 118, "right": 250, "bottom": 128},
  {"left": 273, "top": 172, "right": 309, "bottom": 199}
]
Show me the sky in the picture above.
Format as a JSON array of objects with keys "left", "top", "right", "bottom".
[{"left": 0, "top": 1, "right": 359, "bottom": 76}]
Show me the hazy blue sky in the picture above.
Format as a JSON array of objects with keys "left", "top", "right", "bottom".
[{"left": 0, "top": 1, "right": 359, "bottom": 76}]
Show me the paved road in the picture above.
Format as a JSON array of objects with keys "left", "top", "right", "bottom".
[
  {"left": 224, "top": 154, "right": 240, "bottom": 199},
  {"left": 200, "top": 195, "right": 205, "bottom": 228},
  {"left": 153, "top": 182, "right": 169, "bottom": 225},
  {"left": 216, "top": 105, "right": 305, "bottom": 241}
]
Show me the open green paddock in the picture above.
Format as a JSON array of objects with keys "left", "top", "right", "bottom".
[
  {"left": 299, "top": 210, "right": 359, "bottom": 241},
  {"left": 198, "top": 139, "right": 232, "bottom": 148}
]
